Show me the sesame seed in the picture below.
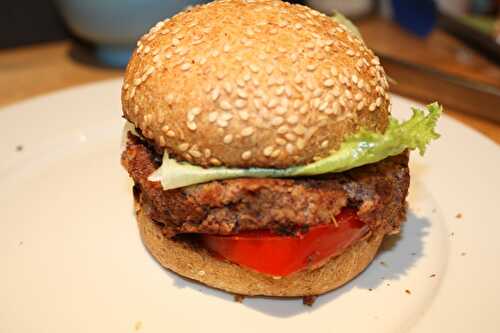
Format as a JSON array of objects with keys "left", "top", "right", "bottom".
[
  {"left": 285, "top": 133, "right": 297, "bottom": 141},
  {"left": 345, "top": 89, "right": 353, "bottom": 99},
  {"left": 223, "top": 82, "right": 232, "bottom": 94},
  {"left": 305, "top": 42, "right": 315, "bottom": 49},
  {"left": 167, "top": 130, "right": 175, "bottom": 138},
  {"left": 189, "top": 149, "right": 202, "bottom": 158},
  {"left": 217, "top": 119, "right": 228, "bottom": 128},
  {"left": 239, "top": 111, "right": 249, "bottom": 120},
  {"left": 357, "top": 80, "right": 364, "bottom": 89},
  {"left": 241, "top": 127, "right": 254, "bottom": 137},
  {"left": 210, "top": 158, "right": 221, "bottom": 166},
  {"left": 287, "top": 115, "right": 298, "bottom": 124},
  {"left": 306, "top": 64, "right": 317, "bottom": 71},
  {"left": 172, "top": 38, "right": 180, "bottom": 46},
  {"left": 176, "top": 47, "right": 188, "bottom": 56},
  {"left": 276, "top": 138, "right": 286, "bottom": 146},
  {"left": 133, "top": 78, "right": 142, "bottom": 86},
  {"left": 277, "top": 125, "right": 288, "bottom": 135},
  {"left": 236, "top": 78, "right": 245, "bottom": 88},
  {"left": 376, "top": 97, "right": 382, "bottom": 106},
  {"left": 235, "top": 99, "right": 246, "bottom": 109},
  {"left": 332, "top": 86, "right": 341, "bottom": 97},
  {"left": 223, "top": 44, "right": 231, "bottom": 52},
  {"left": 321, "top": 140, "right": 329, "bottom": 148},
  {"left": 236, "top": 89, "right": 248, "bottom": 99},
  {"left": 241, "top": 151, "right": 252, "bottom": 160},
  {"left": 352, "top": 75, "right": 358, "bottom": 84},
  {"left": 286, "top": 143, "right": 295, "bottom": 154},
  {"left": 178, "top": 143, "right": 189, "bottom": 151},
  {"left": 249, "top": 64, "right": 260, "bottom": 73},
  {"left": 221, "top": 112, "right": 232, "bottom": 121},
  {"left": 275, "top": 86, "right": 285, "bottom": 96},
  {"left": 243, "top": 73, "right": 251, "bottom": 81},
  {"left": 263, "top": 146, "right": 274, "bottom": 157},
  {"left": 276, "top": 106, "right": 287, "bottom": 115},
  {"left": 180, "top": 63, "right": 191, "bottom": 71},
  {"left": 355, "top": 92, "right": 363, "bottom": 101},
  {"left": 204, "top": 149, "right": 211, "bottom": 158},
  {"left": 208, "top": 112, "right": 217, "bottom": 122},
  {"left": 143, "top": 46, "right": 151, "bottom": 54},
  {"left": 165, "top": 51, "right": 172, "bottom": 59},
  {"left": 319, "top": 101, "right": 329, "bottom": 111},
  {"left": 271, "top": 117, "right": 284, "bottom": 126},
  {"left": 223, "top": 134, "right": 233, "bottom": 144},
  {"left": 271, "top": 149, "right": 281, "bottom": 158},
  {"left": 211, "top": 88, "right": 220, "bottom": 101},
  {"left": 187, "top": 122, "right": 197, "bottom": 131},
  {"left": 346, "top": 49, "right": 355, "bottom": 56},
  {"left": 216, "top": 72, "right": 225, "bottom": 80},
  {"left": 357, "top": 101, "right": 365, "bottom": 111},
  {"left": 295, "top": 23, "right": 303, "bottom": 29},
  {"left": 299, "top": 104, "right": 308, "bottom": 114},
  {"left": 371, "top": 57, "right": 380, "bottom": 65},
  {"left": 323, "top": 79, "right": 335, "bottom": 87},
  {"left": 190, "top": 107, "right": 201, "bottom": 116},
  {"left": 290, "top": 53, "right": 298, "bottom": 63},
  {"left": 267, "top": 98, "right": 279, "bottom": 108},
  {"left": 369, "top": 102, "right": 376, "bottom": 111}
]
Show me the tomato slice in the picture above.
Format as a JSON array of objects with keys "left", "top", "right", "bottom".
[{"left": 200, "top": 208, "right": 369, "bottom": 277}]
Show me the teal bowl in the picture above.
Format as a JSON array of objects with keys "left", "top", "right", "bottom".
[{"left": 54, "top": 0, "right": 207, "bottom": 67}]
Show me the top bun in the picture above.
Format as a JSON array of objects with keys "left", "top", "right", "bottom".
[{"left": 122, "top": 0, "right": 390, "bottom": 168}]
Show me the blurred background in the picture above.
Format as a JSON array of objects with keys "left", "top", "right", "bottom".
[{"left": 1, "top": 0, "right": 499, "bottom": 137}]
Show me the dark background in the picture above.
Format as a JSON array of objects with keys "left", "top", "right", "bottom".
[
  {"left": 0, "top": 0, "right": 67, "bottom": 48},
  {"left": 0, "top": 0, "right": 306, "bottom": 49}
]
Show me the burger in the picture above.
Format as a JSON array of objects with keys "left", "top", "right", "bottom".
[{"left": 121, "top": 0, "right": 441, "bottom": 301}]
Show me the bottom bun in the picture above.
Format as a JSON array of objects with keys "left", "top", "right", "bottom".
[{"left": 136, "top": 200, "right": 384, "bottom": 297}]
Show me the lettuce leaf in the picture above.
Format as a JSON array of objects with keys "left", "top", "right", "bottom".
[{"left": 149, "top": 103, "right": 442, "bottom": 190}]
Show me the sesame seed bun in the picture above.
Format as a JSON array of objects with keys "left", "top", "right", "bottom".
[
  {"left": 136, "top": 199, "right": 384, "bottom": 297},
  {"left": 122, "top": 0, "right": 391, "bottom": 168}
]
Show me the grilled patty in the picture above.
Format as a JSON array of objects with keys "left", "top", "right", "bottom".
[{"left": 122, "top": 133, "right": 410, "bottom": 238}]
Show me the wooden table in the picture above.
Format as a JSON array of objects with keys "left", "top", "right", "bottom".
[{"left": 0, "top": 40, "right": 499, "bottom": 144}]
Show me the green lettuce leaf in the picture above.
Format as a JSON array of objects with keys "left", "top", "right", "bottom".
[{"left": 149, "top": 103, "right": 442, "bottom": 190}]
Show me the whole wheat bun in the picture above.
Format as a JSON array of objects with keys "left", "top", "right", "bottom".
[
  {"left": 136, "top": 200, "right": 384, "bottom": 297},
  {"left": 122, "top": 0, "right": 390, "bottom": 168}
]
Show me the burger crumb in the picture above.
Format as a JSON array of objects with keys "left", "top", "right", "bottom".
[
  {"left": 134, "top": 321, "right": 142, "bottom": 331},
  {"left": 429, "top": 274, "right": 436, "bottom": 278},
  {"left": 303, "top": 295, "right": 317, "bottom": 306},
  {"left": 410, "top": 252, "right": 416, "bottom": 256},
  {"left": 15, "top": 145, "right": 23, "bottom": 152},
  {"left": 368, "top": 288, "right": 373, "bottom": 291},
  {"left": 461, "top": 252, "right": 467, "bottom": 256},
  {"left": 405, "top": 289, "right": 411, "bottom": 295},
  {"left": 234, "top": 294, "right": 245, "bottom": 303},
  {"left": 380, "top": 261, "right": 388, "bottom": 267},
  {"left": 386, "top": 283, "right": 391, "bottom": 287},
  {"left": 455, "top": 213, "right": 463, "bottom": 219},
  {"left": 432, "top": 208, "right": 437, "bottom": 213},
  {"left": 449, "top": 232, "right": 455, "bottom": 237}
]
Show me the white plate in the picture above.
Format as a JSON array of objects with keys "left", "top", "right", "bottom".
[{"left": 1, "top": 80, "right": 499, "bottom": 333}]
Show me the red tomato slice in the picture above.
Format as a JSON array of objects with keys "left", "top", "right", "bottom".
[{"left": 200, "top": 208, "right": 369, "bottom": 277}]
